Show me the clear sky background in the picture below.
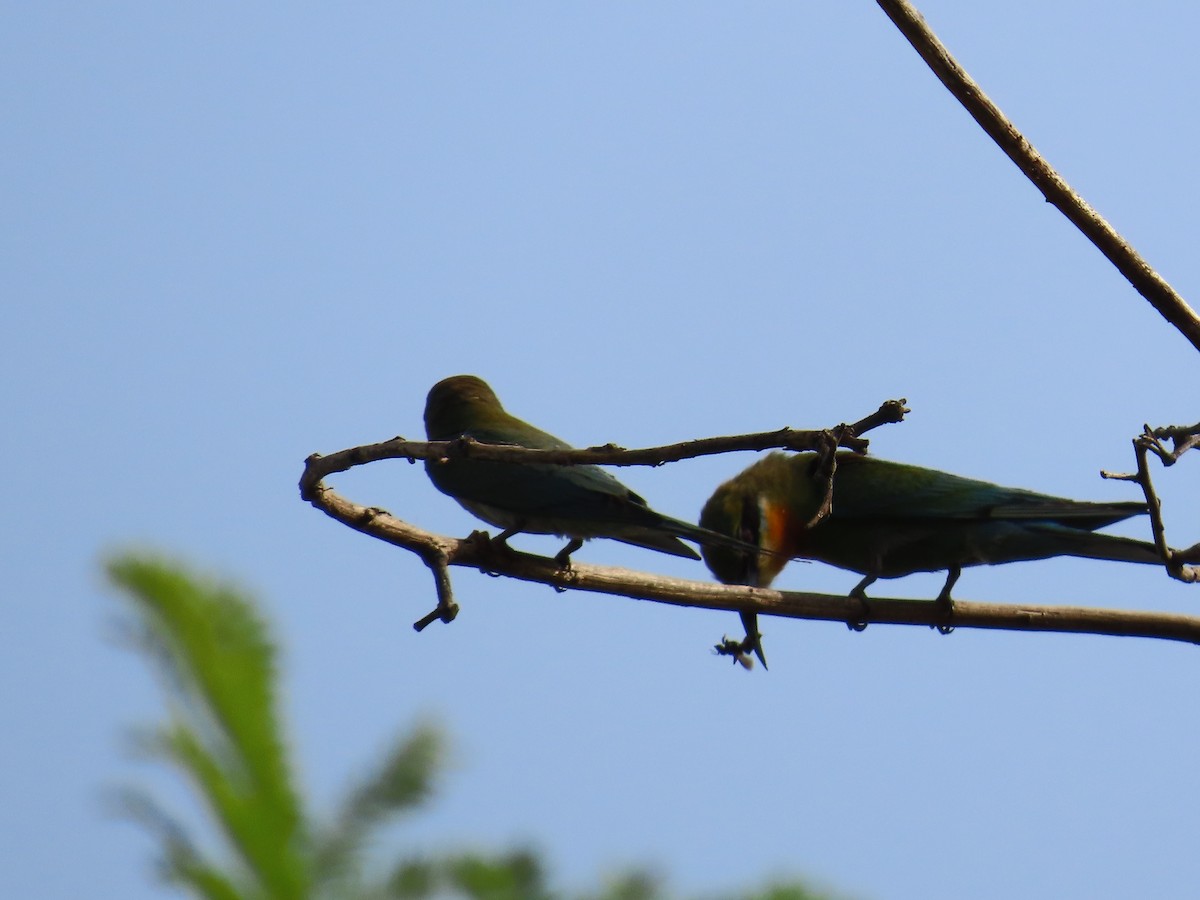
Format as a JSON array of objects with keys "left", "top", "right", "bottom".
[{"left": 6, "top": 3, "right": 1200, "bottom": 898}]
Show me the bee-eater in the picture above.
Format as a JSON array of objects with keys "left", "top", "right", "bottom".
[
  {"left": 424, "top": 375, "right": 756, "bottom": 567},
  {"left": 700, "top": 451, "right": 1162, "bottom": 663}
]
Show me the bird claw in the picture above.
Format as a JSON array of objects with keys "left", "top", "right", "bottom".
[
  {"left": 846, "top": 590, "right": 871, "bottom": 632},
  {"left": 931, "top": 568, "right": 959, "bottom": 635},
  {"left": 845, "top": 575, "right": 876, "bottom": 631},
  {"left": 466, "top": 529, "right": 517, "bottom": 576},
  {"left": 933, "top": 590, "right": 956, "bottom": 633}
]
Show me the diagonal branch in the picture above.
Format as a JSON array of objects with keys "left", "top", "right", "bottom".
[{"left": 875, "top": 0, "right": 1200, "bottom": 354}]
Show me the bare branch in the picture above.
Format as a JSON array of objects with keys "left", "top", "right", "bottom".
[
  {"left": 300, "top": 482, "right": 1200, "bottom": 646},
  {"left": 413, "top": 545, "right": 458, "bottom": 632},
  {"left": 301, "top": 397, "right": 1199, "bottom": 648},
  {"left": 803, "top": 430, "right": 841, "bottom": 530},
  {"left": 875, "top": 0, "right": 1200, "bottom": 354},
  {"left": 1146, "top": 421, "right": 1200, "bottom": 465},
  {"left": 298, "top": 399, "right": 909, "bottom": 492},
  {"left": 1102, "top": 428, "right": 1200, "bottom": 585},
  {"left": 845, "top": 398, "right": 911, "bottom": 437},
  {"left": 798, "top": 400, "right": 911, "bottom": 529}
]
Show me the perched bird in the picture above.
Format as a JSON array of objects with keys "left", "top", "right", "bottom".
[
  {"left": 700, "top": 451, "right": 1162, "bottom": 663},
  {"left": 424, "top": 375, "right": 755, "bottom": 566}
]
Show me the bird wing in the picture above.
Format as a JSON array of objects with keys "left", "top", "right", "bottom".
[
  {"left": 831, "top": 455, "right": 1145, "bottom": 528},
  {"left": 444, "top": 422, "right": 653, "bottom": 519}
]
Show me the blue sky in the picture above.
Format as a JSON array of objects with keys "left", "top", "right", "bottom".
[{"left": 6, "top": 3, "right": 1200, "bottom": 898}]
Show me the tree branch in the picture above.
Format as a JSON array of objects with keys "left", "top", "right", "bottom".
[
  {"left": 300, "top": 481, "right": 1200, "bottom": 646},
  {"left": 299, "top": 400, "right": 909, "bottom": 632},
  {"left": 1145, "top": 421, "right": 1200, "bottom": 466},
  {"left": 1102, "top": 426, "right": 1200, "bottom": 584},
  {"left": 875, "top": 0, "right": 1200, "bottom": 354},
  {"left": 298, "top": 399, "right": 909, "bottom": 488},
  {"left": 300, "top": 400, "right": 1200, "bottom": 648}
]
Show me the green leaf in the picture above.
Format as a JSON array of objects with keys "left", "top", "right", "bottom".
[
  {"left": 586, "top": 870, "right": 662, "bottom": 900},
  {"left": 441, "top": 849, "right": 550, "bottom": 900},
  {"left": 107, "top": 554, "right": 310, "bottom": 899},
  {"left": 315, "top": 725, "right": 443, "bottom": 883},
  {"left": 115, "top": 788, "right": 244, "bottom": 900}
]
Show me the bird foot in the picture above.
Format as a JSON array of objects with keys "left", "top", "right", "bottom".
[
  {"left": 846, "top": 575, "right": 876, "bottom": 631},
  {"left": 933, "top": 594, "right": 955, "bottom": 635},
  {"left": 846, "top": 591, "right": 871, "bottom": 632},
  {"left": 466, "top": 529, "right": 517, "bottom": 577},
  {"left": 549, "top": 539, "right": 584, "bottom": 591},
  {"left": 932, "top": 569, "right": 959, "bottom": 635}
]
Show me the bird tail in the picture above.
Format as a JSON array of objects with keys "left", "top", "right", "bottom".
[
  {"left": 613, "top": 530, "right": 702, "bottom": 560},
  {"left": 1031, "top": 524, "right": 1163, "bottom": 565},
  {"left": 657, "top": 515, "right": 766, "bottom": 559},
  {"left": 609, "top": 515, "right": 765, "bottom": 561}
]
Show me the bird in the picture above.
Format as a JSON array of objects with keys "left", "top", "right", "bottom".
[
  {"left": 423, "top": 375, "right": 758, "bottom": 568},
  {"left": 699, "top": 450, "right": 1163, "bottom": 664}
]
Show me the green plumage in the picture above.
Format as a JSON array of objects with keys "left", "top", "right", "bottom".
[
  {"left": 700, "top": 452, "right": 1155, "bottom": 587},
  {"left": 699, "top": 451, "right": 1159, "bottom": 666},
  {"left": 424, "top": 375, "right": 753, "bottom": 562}
]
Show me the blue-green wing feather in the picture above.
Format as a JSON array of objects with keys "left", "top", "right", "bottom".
[
  {"left": 830, "top": 455, "right": 1144, "bottom": 529},
  {"left": 435, "top": 421, "right": 651, "bottom": 520}
]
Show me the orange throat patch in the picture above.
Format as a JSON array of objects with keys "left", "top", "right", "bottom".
[{"left": 756, "top": 498, "right": 795, "bottom": 587}]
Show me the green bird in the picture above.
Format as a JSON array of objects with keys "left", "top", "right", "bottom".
[
  {"left": 700, "top": 451, "right": 1162, "bottom": 663},
  {"left": 424, "top": 375, "right": 757, "bottom": 567}
]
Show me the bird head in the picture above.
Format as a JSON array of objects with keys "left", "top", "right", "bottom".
[
  {"left": 424, "top": 375, "right": 504, "bottom": 440},
  {"left": 699, "top": 479, "right": 792, "bottom": 589}
]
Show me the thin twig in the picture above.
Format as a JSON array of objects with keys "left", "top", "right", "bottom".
[
  {"left": 804, "top": 429, "right": 841, "bottom": 530},
  {"left": 413, "top": 546, "right": 458, "bottom": 632},
  {"left": 299, "top": 399, "right": 909, "bottom": 495},
  {"left": 875, "top": 0, "right": 1200, "bottom": 354},
  {"left": 1102, "top": 427, "right": 1199, "bottom": 584},
  {"left": 1146, "top": 421, "right": 1200, "bottom": 465},
  {"left": 800, "top": 400, "right": 910, "bottom": 528},
  {"left": 845, "top": 398, "right": 911, "bottom": 437}
]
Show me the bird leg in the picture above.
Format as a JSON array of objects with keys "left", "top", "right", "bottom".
[
  {"left": 491, "top": 528, "right": 520, "bottom": 551},
  {"left": 468, "top": 528, "right": 521, "bottom": 577},
  {"left": 933, "top": 566, "right": 960, "bottom": 635},
  {"left": 553, "top": 537, "right": 584, "bottom": 568},
  {"left": 846, "top": 575, "right": 875, "bottom": 631}
]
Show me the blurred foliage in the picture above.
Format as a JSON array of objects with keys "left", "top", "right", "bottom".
[{"left": 107, "top": 553, "right": 845, "bottom": 900}]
